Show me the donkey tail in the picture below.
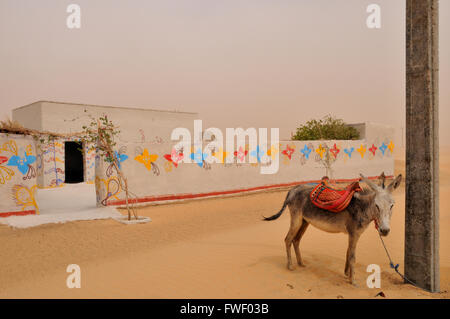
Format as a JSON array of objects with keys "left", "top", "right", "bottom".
[{"left": 263, "top": 191, "right": 291, "bottom": 221}]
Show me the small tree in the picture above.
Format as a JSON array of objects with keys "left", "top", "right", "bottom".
[
  {"left": 292, "top": 115, "right": 360, "bottom": 141},
  {"left": 81, "top": 116, "right": 137, "bottom": 220}
]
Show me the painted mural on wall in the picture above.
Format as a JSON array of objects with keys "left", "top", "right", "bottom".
[
  {"left": 36, "top": 139, "right": 65, "bottom": 188},
  {"left": 135, "top": 147, "right": 160, "bottom": 175},
  {"left": 0, "top": 134, "right": 39, "bottom": 216},
  {"left": 125, "top": 140, "right": 396, "bottom": 172},
  {"left": 163, "top": 147, "right": 183, "bottom": 172},
  {"left": 95, "top": 137, "right": 395, "bottom": 206},
  {"left": 94, "top": 146, "right": 126, "bottom": 207},
  {"left": 35, "top": 138, "right": 96, "bottom": 188},
  {"left": 11, "top": 184, "right": 39, "bottom": 214},
  {"left": 84, "top": 145, "right": 96, "bottom": 183}
]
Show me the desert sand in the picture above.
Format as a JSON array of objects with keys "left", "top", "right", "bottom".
[{"left": 0, "top": 149, "right": 449, "bottom": 299}]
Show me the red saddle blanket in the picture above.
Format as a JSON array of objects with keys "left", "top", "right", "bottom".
[{"left": 310, "top": 177, "right": 362, "bottom": 213}]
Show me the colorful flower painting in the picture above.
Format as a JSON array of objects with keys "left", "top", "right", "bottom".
[
  {"left": 164, "top": 148, "right": 184, "bottom": 168},
  {"left": 330, "top": 143, "right": 340, "bottom": 158},
  {"left": 379, "top": 142, "right": 387, "bottom": 155},
  {"left": 0, "top": 156, "right": 14, "bottom": 184},
  {"left": 315, "top": 145, "right": 326, "bottom": 159},
  {"left": 12, "top": 184, "right": 39, "bottom": 214},
  {"left": 357, "top": 145, "right": 367, "bottom": 158},
  {"left": 135, "top": 148, "right": 158, "bottom": 171},
  {"left": 233, "top": 146, "right": 248, "bottom": 163},
  {"left": 212, "top": 147, "right": 228, "bottom": 164},
  {"left": 250, "top": 146, "right": 265, "bottom": 163},
  {"left": 282, "top": 145, "right": 295, "bottom": 160},
  {"left": 300, "top": 145, "right": 312, "bottom": 159},
  {"left": 267, "top": 144, "right": 279, "bottom": 161},
  {"left": 369, "top": 144, "right": 378, "bottom": 156},
  {"left": 1, "top": 140, "right": 17, "bottom": 156},
  {"left": 388, "top": 141, "right": 395, "bottom": 153},
  {"left": 7, "top": 152, "right": 36, "bottom": 175},
  {"left": 114, "top": 151, "right": 129, "bottom": 169},
  {"left": 190, "top": 148, "right": 208, "bottom": 167},
  {"left": 344, "top": 147, "right": 354, "bottom": 158},
  {"left": 164, "top": 161, "right": 173, "bottom": 172}
]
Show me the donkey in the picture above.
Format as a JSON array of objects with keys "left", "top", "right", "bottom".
[{"left": 263, "top": 173, "right": 402, "bottom": 285}]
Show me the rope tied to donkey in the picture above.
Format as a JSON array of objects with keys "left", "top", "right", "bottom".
[{"left": 375, "top": 227, "right": 424, "bottom": 290}]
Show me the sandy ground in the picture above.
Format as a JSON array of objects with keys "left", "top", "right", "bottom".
[{"left": 0, "top": 149, "right": 449, "bottom": 299}]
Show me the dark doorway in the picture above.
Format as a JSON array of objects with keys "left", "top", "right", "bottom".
[{"left": 65, "top": 141, "right": 84, "bottom": 183}]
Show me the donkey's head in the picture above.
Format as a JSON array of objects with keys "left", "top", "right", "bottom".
[{"left": 357, "top": 173, "right": 402, "bottom": 236}]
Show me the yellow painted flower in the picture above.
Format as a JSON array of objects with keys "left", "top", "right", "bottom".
[
  {"left": 1, "top": 140, "right": 17, "bottom": 155},
  {"left": 316, "top": 144, "right": 326, "bottom": 159},
  {"left": 0, "top": 168, "right": 14, "bottom": 184},
  {"left": 357, "top": 144, "right": 367, "bottom": 158},
  {"left": 164, "top": 161, "right": 173, "bottom": 172},
  {"left": 135, "top": 148, "right": 158, "bottom": 171},
  {"left": 212, "top": 147, "right": 228, "bottom": 164},
  {"left": 26, "top": 144, "right": 33, "bottom": 156},
  {"left": 388, "top": 141, "right": 395, "bottom": 153},
  {"left": 12, "top": 184, "right": 39, "bottom": 214},
  {"left": 267, "top": 144, "right": 279, "bottom": 161}
]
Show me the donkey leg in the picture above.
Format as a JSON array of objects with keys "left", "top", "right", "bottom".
[
  {"left": 344, "top": 232, "right": 355, "bottom": 276},
  {"left": 345, "top": 232, "right": 361, "bottom": 285},
  {"left": 293, "top": 220, "right": 309, "bottom": 267},
  {"left": 285, "top": 211, "right": 303, "bottom": 271}
]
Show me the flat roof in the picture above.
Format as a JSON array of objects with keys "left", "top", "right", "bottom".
[{"left": 13, "top": 100, "right": 198, "bottom": 115}]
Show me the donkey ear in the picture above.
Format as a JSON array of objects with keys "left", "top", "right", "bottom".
[
  {"left": 359, "top": 174, "right": 380, "bottom": 192},
  {"left": 354, "top": 192, "right": 376, "bottom": 203},
  {"left": 387, "top": 174, "right": 402, "bottom": 192},
  {"left": 378, "top": 172, "right": 386, "bottom": 189}
]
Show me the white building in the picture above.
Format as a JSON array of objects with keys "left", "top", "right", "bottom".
[
  {"left": 12, "top": 101, "right": 198, "bottom": 187},
  {"left": 0, "top": 100, "right": 395, "bottom": 216}
]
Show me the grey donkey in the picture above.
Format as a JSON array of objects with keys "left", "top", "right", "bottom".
[{"left": 263, "top": 173, "right": 402, "bottom": 285}]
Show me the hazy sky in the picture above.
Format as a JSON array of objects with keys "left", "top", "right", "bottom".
[{"left": 1, "top": 0, "right": 449, "bottom": 145}]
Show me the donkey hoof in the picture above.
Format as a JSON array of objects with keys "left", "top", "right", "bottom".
[
  {"left": 298, "top": 262, "right": 306, "bottom": 267},
  {"left": 287, "top": 264, "right": 295, "bottom": 271}
]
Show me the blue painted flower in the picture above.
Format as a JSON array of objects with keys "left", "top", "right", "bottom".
[
  {"left": 7, "top": 152, "right": 36, "bottom": 175},
  {"left": 344, "top": 147, "right": 354, "bottom": 158},
  {"left": 190, "top": 148, "right": 208, "bottom": 167},
  {"left": 379, "top": 142, "right": 387, "bottom": 155},
  {"left": 114, "top": 151, "right": 129, "bottom": 169},
  {"left": 300, "top": 145, "right": 312, "bottom": 159},
  {"left": 250, "top": 146, "right": 265, "bottom": 163}
]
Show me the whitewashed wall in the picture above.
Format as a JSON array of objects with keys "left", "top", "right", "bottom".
[
  {"left": 13, "top": 101, "right": 198, "bottom": 145},
  {"left": 96, "top": 135, "right": 396, "bottom": 206},
  {"left": 0, "top": 122, "right": 396, "bottom": 215}
]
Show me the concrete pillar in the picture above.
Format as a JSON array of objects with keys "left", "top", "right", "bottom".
[{"left": 405, "top": 0, "right": 439, "bottom": 292}]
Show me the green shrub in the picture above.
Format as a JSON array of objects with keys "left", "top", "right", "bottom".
[{"left": 291, "top": 115, "right": 360, "bottom": 141}]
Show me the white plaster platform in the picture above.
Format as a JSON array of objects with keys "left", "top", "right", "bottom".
[{"left": 0, "top": 183, "right": 122, "bottom": 229}]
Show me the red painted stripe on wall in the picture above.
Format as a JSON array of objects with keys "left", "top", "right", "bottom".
[
  {"left": 0, "top": 210, "right": 36, "bottom": 218},
  {"left": 107, "top": 175, "right": 392, "bottom": 206}
]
